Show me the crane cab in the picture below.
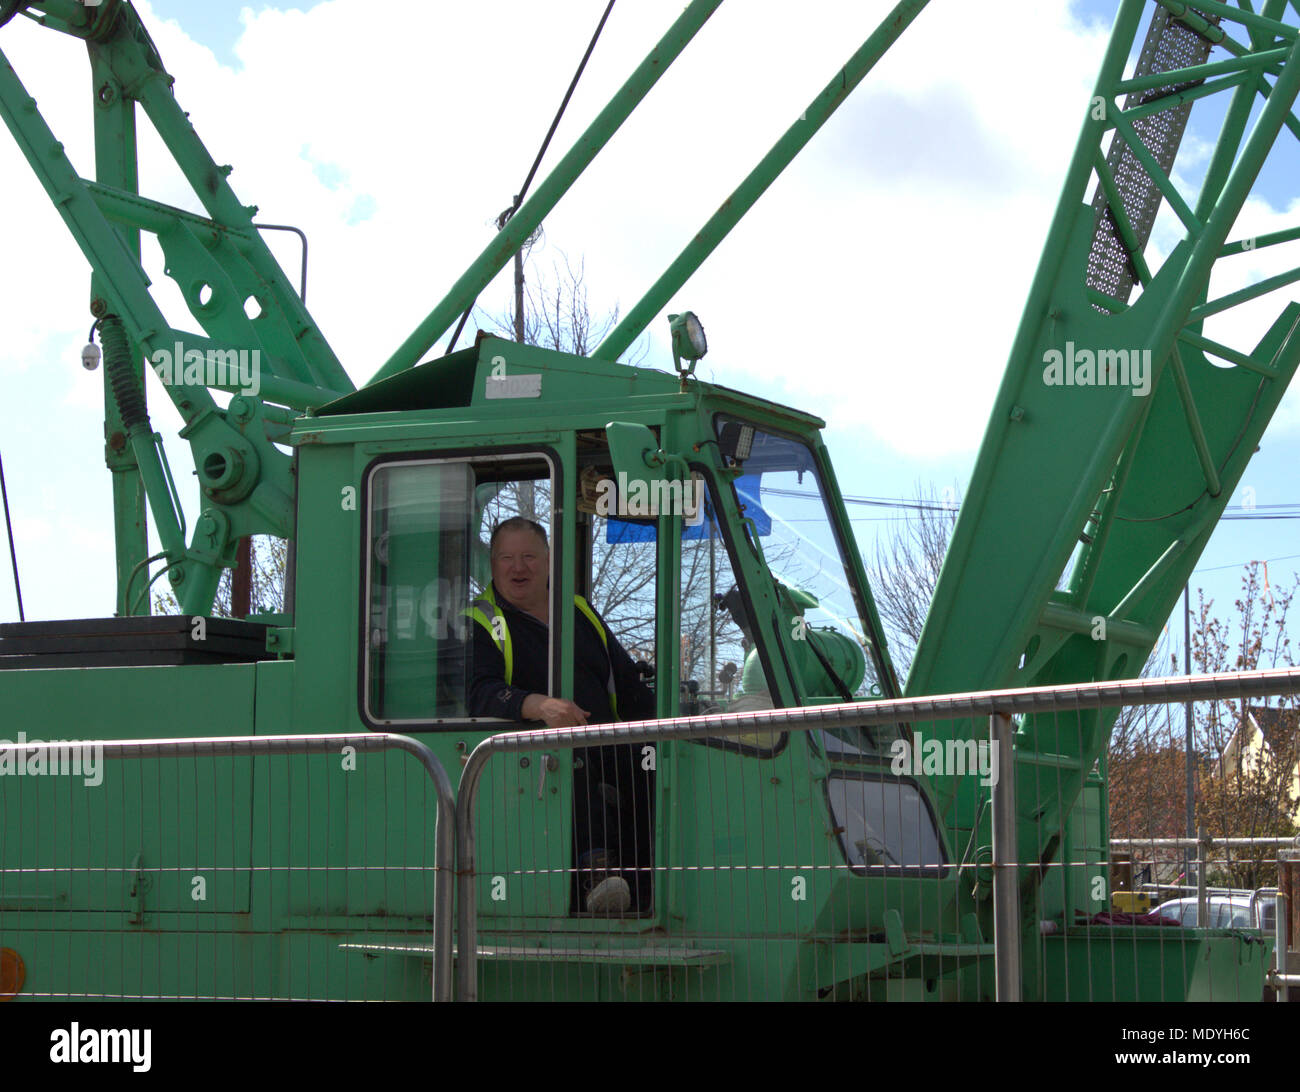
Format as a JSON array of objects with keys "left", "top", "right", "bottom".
[{"left": 287, "top": 334, "right": 964, "bottom": 997}]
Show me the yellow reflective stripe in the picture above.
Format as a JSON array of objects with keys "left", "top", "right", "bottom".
[
  {"left": 574, "top": 595, "right": 618, "bottom": 721},
  {"left": 469, "top": 590, "right": 616, "bottom": 716},
  {"left": 463, "top": 605, "right": 493, "bottom": 633},
  {"left": 574, "top": 596, "right": 607, "bottom": 648},
  {"left": 466, "top": 597, "right": 512, "bottom": 684},
  {"left": 474, "top": 587, "right": 509, "bottom": 681}
]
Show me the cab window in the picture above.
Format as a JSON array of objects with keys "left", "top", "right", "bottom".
[
  {"left": 715, "top": 417, "right": 906, "bottom": 759},
  {"left": 363, "top": 453, "right": 554, "bottom": 723}
]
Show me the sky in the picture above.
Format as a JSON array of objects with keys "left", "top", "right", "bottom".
[{"left": 1, "top": 0, "right": 1299, "bottom": 674}]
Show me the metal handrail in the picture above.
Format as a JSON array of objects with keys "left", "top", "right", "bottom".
[
  {"left": 10, "top": 732, "right": 456, "bottom": 1002},
  {"left": 1112, "top": 836, "right": 1300, "bottom": 848},
  {"left": 456, "top": 665, "right": 1300, "bottom": 1000}
]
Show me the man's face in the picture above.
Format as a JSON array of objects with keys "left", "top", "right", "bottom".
[{"left": 491, "top": 527, "right": 548, "bottom": 611}]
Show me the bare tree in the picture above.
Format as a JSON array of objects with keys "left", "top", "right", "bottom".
[
  {"left": 1110, "top": 566, "right": 1300, "bottom": 889},
  {"left": 865, "top": 482, "right": 959, "bottom": 678},
  {"left": 1106, "top": 662, "right": 1190, "bottom": 886},
  {"left": 153, "top": 536, "right": 287, "bottom": 617},
  {"left": 1190, "top": 565, "right": 1300, "bottom": 886},
  {"left": 478, "top": 247, "right": 648, "bottom": 365},
  {"left": 589, "top": 519, "right": 659, "bottom": 656}
]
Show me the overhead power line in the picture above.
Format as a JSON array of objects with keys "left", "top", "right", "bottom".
[
  {"left": 772, "top": 485, "right": 1300, "bottom": 520},
  {"left": 444, "top": 1, "right": 617, "bottom": 356},
  {"left": 763, "top": 487, "right": 1300, "bottom": 577}
]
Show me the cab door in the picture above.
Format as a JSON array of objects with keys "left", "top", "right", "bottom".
[{"left": 362, "top": 447, "right": 572, "bottom": 919}]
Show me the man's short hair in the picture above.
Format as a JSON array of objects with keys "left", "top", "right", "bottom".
[{"left": 490, "top": 516, "right": 548, "bottom": 554}]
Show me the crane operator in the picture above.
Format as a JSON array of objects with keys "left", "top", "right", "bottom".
[{"left": 466, "top": 516, "right": 655, "bottom": 915}]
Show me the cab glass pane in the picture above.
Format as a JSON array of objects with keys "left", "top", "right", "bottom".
[{"left": 364, "top": 455, "right": 552, "bottom": 722}]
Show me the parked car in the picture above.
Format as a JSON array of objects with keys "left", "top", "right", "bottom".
[
  {"left": 1250, "top": 888, "right": 1277, "bottom": 932},
  {"left": 1152, "top": 890, "right": 1276, "bottom": 930}
]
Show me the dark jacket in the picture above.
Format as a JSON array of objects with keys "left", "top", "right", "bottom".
[{"left": 467, "top": 583, "right": 655, "bottom": 723}]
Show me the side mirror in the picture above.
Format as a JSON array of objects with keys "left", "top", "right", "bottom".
[
  {"left": 606, "top": 421, "right": 698, "bottom": 520},
  {"left": 606, "top": 420, "right": 670, "bottom": 499}
]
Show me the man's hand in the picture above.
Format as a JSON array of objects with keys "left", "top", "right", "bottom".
[{"left": 521, "top": 694, "right": 590, "bottom": 728}]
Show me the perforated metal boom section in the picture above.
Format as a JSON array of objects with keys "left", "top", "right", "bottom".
[{"left": 1087, "top": 7, "right": 1218, "bottom": 308}]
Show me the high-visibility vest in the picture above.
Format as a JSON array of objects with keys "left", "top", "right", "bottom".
[{"left": 465, "top": 584, "right": 620, "bottom": 720}]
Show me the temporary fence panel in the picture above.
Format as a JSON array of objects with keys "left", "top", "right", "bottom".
[
  {"left": 3, "top": 671, "right": 1295, "bottom": 1002},
  {"left": 0, "top": 733, "right": 454, "bottom": 1001},
  {"left": 456, "top": 668, "right": 1300, "bottom": 1001}
]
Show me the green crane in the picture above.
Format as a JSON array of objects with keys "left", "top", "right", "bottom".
[{"left": 0, "top": 0, "right": 1296, "bottom": 1001}]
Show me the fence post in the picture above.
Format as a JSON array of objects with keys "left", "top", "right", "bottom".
[
  {"left": 1196, "top": 827, "right": 1209, "bottom": 925},
  {"left": 1283, "top": 850, "right": 1299, "bottom": 969},
  {"left": 991, "top": 712, "right": 1021, "bottom": 1002},
  {"left": 1274, "top": 891, "right": 1289, "bottom": 1003}
]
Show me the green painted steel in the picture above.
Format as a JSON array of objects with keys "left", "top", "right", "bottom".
[
  {"left": 0, "top": 0, "right": 346, "bottom": 613},
  {"left": 0, "top": 0, "right": 1297, "bottom": 1002},
  {"left": 904, "top": 0, "right": 1300, "bottom": 996},
  {"left": 90, "top": 44, "right": 149, "bottom": 614}
]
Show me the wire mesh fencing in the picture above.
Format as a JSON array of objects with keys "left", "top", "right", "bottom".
[
  {"left": 456, "top": 667, "right": 1300, "bottom": 1001},
  {"left": 1107, "top": 838, "right": 1300, "bottom": 1003},
  {"left": 0, "top": 734, "right": 453, "bottom": 1001},
  {"left": 3, "top": 670, "right": 1297, "bottom": 1002}
]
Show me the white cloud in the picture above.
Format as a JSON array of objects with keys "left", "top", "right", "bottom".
[{"left": 5, "top": 0, "right": 1283, "bottom": 622}]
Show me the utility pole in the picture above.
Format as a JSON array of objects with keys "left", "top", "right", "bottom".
[
  {"left": 514, "top": 200, "right": 535, "bottom": 522},
  {"left": 513, "top": 197, "right": 526, "bottom": 346}
]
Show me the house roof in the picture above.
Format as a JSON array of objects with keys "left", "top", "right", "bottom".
[
  {"left": 1247, "top": 705, "right": 1299, "bottom": 754},
  {"left": 1219, "top": 705, "right": 1300, "bottom": 772}
]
